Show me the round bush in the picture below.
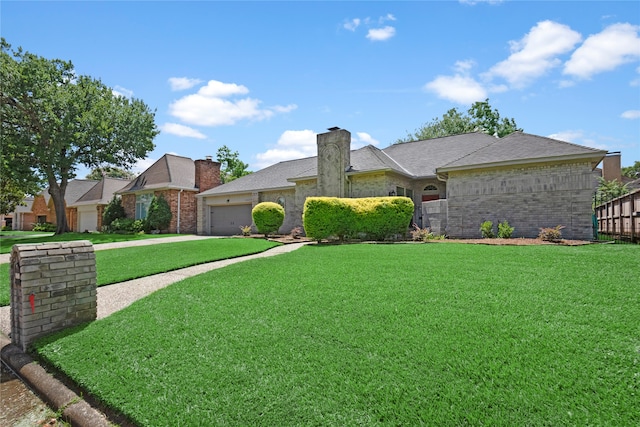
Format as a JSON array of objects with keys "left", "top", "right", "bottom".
[{"left": 252, "top": 202, "right": 285, "bottom": 236}]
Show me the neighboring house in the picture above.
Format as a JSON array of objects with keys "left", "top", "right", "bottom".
[
  {"left": 197, "top": 128, "right": 607, "bottom": 240},
  {"left": 10, "top": 180, "right": 99, "bottom": 231},
  {"left": 68, "top": 177, "right": 133, "bottom": 232},
  {"left": 117, "top": 154, "right": 220, "bottom": 234}
]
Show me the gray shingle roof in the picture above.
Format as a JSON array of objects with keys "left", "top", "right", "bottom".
[
  {"left": 71, "top": 178, "right": 132, "bottom": 206},
  {"left": 119, "top": 154, "right": 196, "bottom": 193},
  {"left": 42, "top": 180, "right": 99, "bottom": 205},
  {"left": 438, "top": 132, "right": 607, "bottom": 171}
]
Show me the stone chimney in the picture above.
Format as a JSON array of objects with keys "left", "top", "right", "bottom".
[
  {"left": 317, "top": 127, "right": 351, "bottom": 197},
  {"left": 195, "top": 157, "right": 221, "bottom": 192},
  {"left": 602, "top": 152, "right": 622, "bottom": 182}
]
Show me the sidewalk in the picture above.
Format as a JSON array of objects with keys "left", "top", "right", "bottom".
[{"left": 1, "top": 236, "right": 309, "bottom": 426}]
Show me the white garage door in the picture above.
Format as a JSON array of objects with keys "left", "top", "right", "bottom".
[
  {"left": 210, "top": 205, "right": 253, "bottom": 235},
  {"left": 78, "top": 209, "right": 98, "bottom": 232}
]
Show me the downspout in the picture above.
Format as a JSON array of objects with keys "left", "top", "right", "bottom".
[{"left": 177, "top": 189, "right": 183, "bottom": 234}]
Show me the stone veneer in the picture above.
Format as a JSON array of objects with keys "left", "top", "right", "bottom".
[
  {"left": 445, "top": 162, "right": 596, "bottom": 240},
  {"left": 10, "top": 241, "right": 97, "bottom": 352}
]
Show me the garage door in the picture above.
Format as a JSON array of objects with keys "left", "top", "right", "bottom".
[
  {"left": 210, "top": 205, "right": 253, "bottom": 235},
  {"left": 78, "top": 210, "right": 98, "bottom": 232}
]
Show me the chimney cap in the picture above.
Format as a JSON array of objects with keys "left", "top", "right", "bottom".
[
  {"left": 327, "top": 126, "right": 341, "bottom": 131},
  {"left": 205, "top": 155, "right": 213, "bottom": 161}
]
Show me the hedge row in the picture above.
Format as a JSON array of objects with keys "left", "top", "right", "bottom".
[{"left": 303, "top": 196, "right": 414, "bottom": 241}]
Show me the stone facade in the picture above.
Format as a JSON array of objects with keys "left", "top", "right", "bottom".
[
  {"left": 446, "top": 162, "right": 597, "bottom": 240},
  {"left": 10, "top": 241, "right": 97, "bottom": 352},
  {"left": 317, "top": 129, "right": 351, "bottom": 197}
]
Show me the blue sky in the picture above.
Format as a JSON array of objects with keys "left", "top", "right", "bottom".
[{"left": 3, "top": 0, "right": 639, "bottom": 176}]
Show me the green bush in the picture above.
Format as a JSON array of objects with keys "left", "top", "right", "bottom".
[
  {"left": 32, "top": 222, "right": 57, "bottom": 232},
  {"left": 497, "top": 220, "right": 515, "bottom": 238},
  {"left": 145, "top": 195, "right": 172, "bottom": 232},
  {"left": 252, "top": 202, "right": 285, "bottom": 236},
  {"left": 109, "top": 218, "right": 145, "bottom": 234},
  {"left": 538, "top": 225, "right": 565, "bottom": 242},
  {"left": 102, "top": 196, "right": 126, "bottom": 231},
  {"left": 480, "top": 221, "right": 495, "bottom": 238},
  {"left": 303, "top": 197, "right": 414, "bottom": 241}
]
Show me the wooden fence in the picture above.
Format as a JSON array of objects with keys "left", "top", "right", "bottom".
[{"left": 594, "top": 189, "right": 640, "bottom": 243}]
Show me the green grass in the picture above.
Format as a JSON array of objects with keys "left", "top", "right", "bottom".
[
  {"left": 0, "top": 238, "right": 279, "bottom": 306},
  {"left": 0, "top": 232, "right": 182, "bottom": 254},
  {"left": 33, "top": 243, "right": 640, "bottom": 426}
]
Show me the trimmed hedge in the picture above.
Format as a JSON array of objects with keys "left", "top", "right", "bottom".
[
  {"left": 303, "top": 196, "right": 414, "bottom": 241},
  {"left": 252, "top": 202, "right": 285, "bottom": 236}
]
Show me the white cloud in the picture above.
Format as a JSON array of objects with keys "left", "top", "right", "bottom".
[
  {"left": 132, "top": 157, "right": 157, "bottom": 174},
  {"left": 564, "top": 23, "right": 640, "bottom": 79},
  {"left": 548, "top": 130, "right": 610, "bottom": 150},
  {"left": 352, "top": 132, "right": 380, "bottom": 149},
  {"left": 112, "top": 85, "right": 134, "bottom": 98},
  {"left": 486, "top": 20, "right": 582, "bottom": 88},
  {"left": 160, "top": 123, "right": 207, "bottom": 139},
  {"left": 168, "top": 77, "right": 203, "bottom": 91},
  {"left": 253, "top": 129, "right": 318, "bottom": 169},
  {"left": 344, "top": 18, "right": 360, "bottom": 31},
  {"left": 168, "top": 79, "right": 297, "bottom": 127},
  {"left": 367, "top": 26, "right": 396, "bottom": 41},
  {"left": 621, "top": 110, "right": 640, "bottom": 119},
  {"left": 424, "top": 75, "right": 488, "bottom": 104}
]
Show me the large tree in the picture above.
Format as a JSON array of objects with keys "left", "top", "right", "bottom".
[
  {"left": 396, "top": 99, "right": 522, "bottom": 143},
  {"left": 622, "top": 161, "right": 640, "bottom": 179},
  {"left": 86, "top": 166, "right": 137, "bottom": 181},
  {"left": 1, "top": 39, "right": 158, "bottom": 234},
  {"left": 216, "top": 145, "right": 251, "bottom": 183}
]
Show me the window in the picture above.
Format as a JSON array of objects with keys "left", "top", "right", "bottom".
[
  {"left": 406, "top": 189, "right": 414, "bottom": 199},
  {"left": 135, "top": 194, "right": 153, "bottom": 219},
  {"left": 276, "top": 197, "right": 286, "bottom": 208},
  {"left": 424, "top": 185, "right": 438, "bottom": 191},
  {"left": 396, "top": 186, "right": 405, "bottom": 196},
  {"left": 37, "top": 215, "right": 47, "bottom": 224}
]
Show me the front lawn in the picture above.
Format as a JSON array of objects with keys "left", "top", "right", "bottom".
[
  {"left": 0, "top": 232, "right": 181, "bottom": 254},
  {"left": 33, "top": 244, "right": 640, "bottom": 426},
  {"left": 0, "top": 238, "right": 279, "bottom": 306}
]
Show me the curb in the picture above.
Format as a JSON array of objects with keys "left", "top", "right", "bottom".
[{"left": 1, "top": 330, "right": 113, "bottom": 426}]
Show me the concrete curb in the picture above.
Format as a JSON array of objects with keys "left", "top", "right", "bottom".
[{"left": 1, "top": 332, "right": 112, "bottom": 426}]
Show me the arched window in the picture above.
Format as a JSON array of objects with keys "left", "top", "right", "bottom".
[
  {"left": 424, "top": 185, "right": 438, "bottom": 191},
  {"left": 422, "top": 184, "right": 440, "bottom": 202}
]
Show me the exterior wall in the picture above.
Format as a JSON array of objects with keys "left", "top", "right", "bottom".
[
  {"left": 422, "top": 200, "right": 448, "bottom": 235},
  {"left": 150, "top": 190, "right": 199, "bottom": 234},
  {"left": 446, "top": 162, "right": 597, "bottom": 240},
  {"left": 349, "top": 173, "right": 388, "bottom": 198},
  {"left": 195, "top": 158, "right": 221, "bottom": 192},
  {"left": 317, "top": 129, "right": 350, "bottom": 197},
  {"left": 259, "top": 189, "right": 297, "bottom": 232},
  {"left": 293, "top": 179, "right": 318, "bottom": 232}
]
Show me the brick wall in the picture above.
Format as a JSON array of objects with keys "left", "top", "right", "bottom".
[
  {"left": 446, "top": 162, "right": 596, "bottom": 240},
  {"left": 10, "top": 241, "right": 97, "bottom": 352},
  {"left": 195, "top": 158, "right": 222, "bottom": 192}
]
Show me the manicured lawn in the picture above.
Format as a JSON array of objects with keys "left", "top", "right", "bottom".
[
  {"left": 34, "top": 243, "right": 640, "bottom": 426},
  {"left": 0, "top": 232, "right": 181, "bottom": 254},
  {"left": 0, "top": 238, "right": 279, "bottom": 306}
]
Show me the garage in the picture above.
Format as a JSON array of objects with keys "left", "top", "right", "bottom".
[
  {"left": 77, "top": 207, "right": 98, "bottom": 232},
  {"left": 209, "top": 204, "right": 253, "bottom": 235}
]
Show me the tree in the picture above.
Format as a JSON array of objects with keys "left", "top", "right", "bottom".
[
  {"left": 216, "top": 145, "right": 251, "bottom": 183},
  {"left": 145, "top": 195, "right": 172, "bottom": 232},
  {"left": 622, "top": 161, "right": 640, "bottom": 179},
  {"left": 396, "top": 98, "right": 522, "bottom": 143},
  {"left": 595, "top": 177, "right": 629, "bottom": 204},
  {"left": 86, "top": 166, "right": 137, "bottom": 181},
  {"left": 1, "top": 39, "right": 158, "bottom": 234},
  {"left": 102, "top": 195, "right": 126, "bottom": 231}
]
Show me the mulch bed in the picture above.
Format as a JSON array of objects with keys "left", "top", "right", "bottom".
[{"left": 259, "top": 235, "right": 593, "bottom": 246}]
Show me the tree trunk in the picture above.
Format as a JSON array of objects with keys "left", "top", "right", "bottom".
[{"left": 48, "top": 181, "right": 70, "bottom": 235}]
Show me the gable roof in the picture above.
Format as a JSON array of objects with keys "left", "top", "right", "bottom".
[
  {"left": 118, "top": 154, "right": 196, "bottom": 193},
  {"left": 437, "top": 132, "right": 607, "bottom": 173},
  {"left": 70, "top": 178, "right": 133, "bottom": 206},
  {"left": 42, "top": 179, "right": 99, "bottom": 205}
]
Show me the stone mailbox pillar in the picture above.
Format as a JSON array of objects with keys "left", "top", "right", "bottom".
[{"left": 10, "top": 241, "right": 97, "bottom": 352}]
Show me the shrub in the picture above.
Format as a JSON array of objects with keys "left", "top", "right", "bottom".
[
  {"left": 303, "top": 197, "right": 414, "bottom": 241},
  {"left": 1, "top": 225, "right": 12, "bottom": 231},
  {"left": 110, "top": 218, "right": 145, "bottom": 234},
  {"left": 538, "top": 225, "right": 565, "bottom": 242},
  {"left": 145, "top": 195, "right": 172, "bottom": 232},
  {"left": 410, "top": 224, "right": 432, "bottom": 241},
  {"left": 252, "top": 202, "right": 285, "bottom": 237},
  {"left": 497, "top": 220, "right": 515, "bottom": 239},
  {"left": 239, "top": 225, "right": 252, "bottom": 236},
  {"left": 480, "top": 220, "right": 495, "bottom": 238},
  {"left": 102, "top": 196, "right": 126, "bottom": 231},
  {"left": 32, "top": 222, "right": 57, "bottom": 232}
]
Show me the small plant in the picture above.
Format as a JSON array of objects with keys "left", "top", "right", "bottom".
[
  {"left": 239, "top": 225, "right": 252, "bottom": 236},
  {"left": 290, "top": 226, "right": 303, "bottom": 239},
  {"left": 480, "top": 220, "right": 495, "bottom": 238},
  {"left": 410, "top": 224, "right": 431, "bottom": 241},
  {"left": 497, "top": 220, "right": 515, "bottom": 238},
  {"left": 538, "top": 225, "right": 565, "bottom": 242},
  {"left": 32, "top": 222, "right": 57, "bottom": 232}
]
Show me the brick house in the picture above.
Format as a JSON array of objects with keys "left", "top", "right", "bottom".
[
  {"left": 197, "top": 128, "right": 607, "bottom": 240},
  {"left": 10, "top": 180, "right": 98, "bottom": 231},
  {"left": 117, "top": 154, "right": 221, "bottom": 234},
  {"left": 68, "top": 178, "right": 133, "bottom": 232}
]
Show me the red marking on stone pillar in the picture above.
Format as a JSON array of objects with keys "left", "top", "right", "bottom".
[{"left": 29, "top": 293, "right": 35, "bottom": 314}]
